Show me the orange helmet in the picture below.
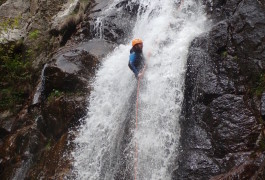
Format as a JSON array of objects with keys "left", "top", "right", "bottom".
[{"left": 132, "top": 38, "right": 143, "bottom": 47}]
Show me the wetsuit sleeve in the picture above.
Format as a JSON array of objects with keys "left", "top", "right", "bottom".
[{"left": 129, "top": 53, "right": 139, "bottom": 76}]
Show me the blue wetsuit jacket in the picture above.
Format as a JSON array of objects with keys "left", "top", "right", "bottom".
[{"left": 128, "top": 48, "right": 145, "bottom": 77}]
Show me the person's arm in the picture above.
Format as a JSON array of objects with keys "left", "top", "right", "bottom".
[
  {"left": 138, "top": 53, "right": 148, "bottom": 78},
  {"left": 129, "top": 53, "right": 139, "bottom": 77}
]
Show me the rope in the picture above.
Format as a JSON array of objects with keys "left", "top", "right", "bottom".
[
  {"left": 134, "top": 52, "right": 149, "bottom": 180},
  {"left": 133, "top": 1, "right": 184, "bottom": 179},
  {"left": 134, "top": 78, "right": 140, "bottom": 180}
]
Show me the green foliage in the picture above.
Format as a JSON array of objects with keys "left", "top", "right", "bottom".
[
  {"left": 29, "top": 30, "right": 40, "bottom": 40},
  {"left": 259, "top": 135, "right": 265, "bottom": 151},
  {"left": 0, "top": 16, "right": 35, "bottom": 112},
  {"left": 221, "top": 51, "right": 228, "bottom": 57},
  {"left": 48, "top": 89, "right": 63, "bottom": 102},
  {"left": 253, "top": 74, "right": 265, "bottom": 98},
  {"left": 0, "top": 42, "right": 32, "bottom": 111},
  {"left": 258, "top": 117, "right": 265, "bottom": 125},
  {"left": 51, "top": 89, "right": 62, "bottom": 97},
  {"left": 47, "top": 89, "right": 84, "bottom": 103},
  {"left": 45, "top": 139, "right": 52, "bottom": 150},
  {"left": 0, "top": 44, "right": 31, "bottom": 81},
  {"left": 0, "top": 16, "right": 21, "bottom": 43},
  {"left": 0, "top": 88, "right": 25, "bottom": 110},
  {"left": 0, "top": 16, "right": 20, "bottom": 31}
]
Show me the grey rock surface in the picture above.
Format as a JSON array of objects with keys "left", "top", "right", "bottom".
[{"left": 175, "top": 0, "right": 265, "bottom": 179}]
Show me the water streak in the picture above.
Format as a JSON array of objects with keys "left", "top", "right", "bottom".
[{"left": 32, "top": 64, "right": 48, "bottom": 105}]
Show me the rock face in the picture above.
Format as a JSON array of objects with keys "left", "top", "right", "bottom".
[
  {"left": 0, "top": 36, "right": 118, "bottom": 178},
  {"left": 82, "top": 0, "right": 139, "bottom": 44},
  {"left": 174, "top": 0, "right": 265, "bottom": 179},
  {"left": 0, "top": 0, "right": 67, "bottom": 44},
  {"left": 0, "top": 0, "right": 137, "bottom": 179},
  {"left": 0, "top": 44, "right": 101, "bottom": 179}
]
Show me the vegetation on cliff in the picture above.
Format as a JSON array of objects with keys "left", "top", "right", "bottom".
[
  {"left": 0, "top": 0, "right": 106, "bottom": 179},
  {"left": 0, "top": 17, "right": 33, "bottom": 113},
  {"left": 0, "top": 42, "right": 32, "bottom": 111}
]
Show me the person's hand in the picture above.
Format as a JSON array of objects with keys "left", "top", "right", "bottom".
[
  {"left": 147, "top": 52, "right": 152, "bottom": 58},
  {"left": 138, "top": 72, "right": 143, "bottom": 79}
]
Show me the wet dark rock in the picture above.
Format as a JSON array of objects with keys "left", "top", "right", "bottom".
[
  {"left": 29, "top": 38, "right": 111, "bottom": 139},
  {"left": 210, "top": 152, "right": 265, "bottom": 180},
  {"left": 0, "top": 112, "right": 14, "bottom": 139},
  {"left": 255, "top": 155, "right": 265, "bottom": 179},
  {"left": 228, "top": 1, "right": 265, "bottom": 85},
  {"left": 67, "top": 0, "right": 139, "bottom": 43},
  {"left": 20, "top": 34, "right": 115, "bottom": 179},
  {"left": 202, "top": 0, "right": 243, "bottom": 22},
  {"left": 44, "top": 65, "right": 84, "bottom": 95},
  {"left": 261, "top": 92, "right": 265, "bottom": 120},
  {"left": 176, "top": 0, "right": 265, "bottom": 179},
  {"left": 34, "top": 39, "right": 114, "bottom": 102},
  {"left": 0, "top": 127, "right": 9, "bottom": 139},
  {"left": 177, "top": 150, "right": 220, "bottom": 180},
  {"left": 181, "top": 123, "right": 212, "bottom": 151},
  {"left": 59, "top": 16, "right": 82, "bottom": 46},
  {"left": 176, "top": 94, "right": 260, "bottom": 179},
  {"left": 0, "top": 42, "right": 100, "bottom": 178},
  {"left": 88, "top": 0, "right": 139, "bottom": 43},
  {"left": 184, "top": 32, "right": 238, "bottom": 106},
  {"left": 26, "top": 133, "right": 73, "bottom": 179},
  {"left": 0, "top": 125, "right": 45, "bottom": 179},
  {"left": 205, "top": 94, "right": 260, "bottom": 157},
  {"left": 41, "top": 95, "right": 87, "bottom": 139},
  {"left": 0, "top": 29, "right": 114, "bottom": 180},
  {"left": 77, "top": 39, "right": 116, "bottom": 59}
]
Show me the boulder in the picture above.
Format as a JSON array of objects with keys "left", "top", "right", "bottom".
[{"left": 32, "top": 39, "right": 114, "bottom": 105}]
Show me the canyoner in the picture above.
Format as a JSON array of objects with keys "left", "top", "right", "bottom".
[
  {"left": 128, "top": 38, "right": 146, "bottom": 79},
  {"left": 72, "top": 0, "right": 207, "bottom": 179}
]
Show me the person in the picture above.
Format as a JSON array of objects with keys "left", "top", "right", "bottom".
[{"left": 128, "top": 38, "right": 146, "bottom": 79}]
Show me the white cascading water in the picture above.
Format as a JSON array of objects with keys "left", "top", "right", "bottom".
[{"left": 72, "top": 0, "right": 207, "bottom": 179}]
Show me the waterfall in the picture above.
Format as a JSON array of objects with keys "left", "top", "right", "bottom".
[
  {"left": 72, "top": 0, "right": 207, "bottom": 179},
  {"left": 32, "top": 64, "right": 48, "bottom": 105},
  {"left": 94, "top": 17, "right": 104, "bottom": 39}
]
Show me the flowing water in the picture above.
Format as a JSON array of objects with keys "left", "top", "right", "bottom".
[
  {"left": 72, "top": 0, "right": 207, "bottom": 179},
  {"left": 32, "top": 64, "right": 48, "bottom": 105}
]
